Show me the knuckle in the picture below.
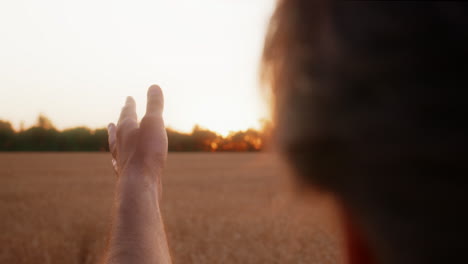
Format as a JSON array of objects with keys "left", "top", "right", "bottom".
[
  {"left": 116, "top": 123, "right": 130, "bottom": 137},
  {"left": 121, "top": 105, "right": 130, "bottom": 113},
  {"left": 141, "top": 115, "right": 162, "bottom": 127},
  {"left": 118, "top": 118, "right": 135, "bottom": 127},
  {"left": 120, "top": 105, "right": 134, "bottom": 115}
]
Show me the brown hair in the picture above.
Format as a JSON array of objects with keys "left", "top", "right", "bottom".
[{"left": 262, "top": 1, "right": 468, "bottom": 264}]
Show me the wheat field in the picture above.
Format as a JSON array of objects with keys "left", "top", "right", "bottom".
[{"left": 0, "top": 153, "right": 342, "bottom": 264}]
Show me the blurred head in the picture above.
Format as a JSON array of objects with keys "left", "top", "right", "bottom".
[{"left": 262, "top": 1, "right": 467, "bottom": 264}]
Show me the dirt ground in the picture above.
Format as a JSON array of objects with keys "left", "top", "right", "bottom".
[{"left": 0, "top": 153, "right": 342, "bottom": 264}]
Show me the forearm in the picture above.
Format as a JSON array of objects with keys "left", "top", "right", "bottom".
[
  {"left": 105, "top": 168, "right": 171, "bottom": 264},
  {"left": 105, "top": 85, "right": 170, "bottom": 264}
]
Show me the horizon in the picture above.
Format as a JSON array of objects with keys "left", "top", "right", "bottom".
[
  {"left": 0, "top": 113, "right": 270, "bottom": 136},
  {"left": 0, "top": 113, "right": 269, "bottom": 151},
  {"left": 0, "top": 0, "right": 275, "bottom": 136}
]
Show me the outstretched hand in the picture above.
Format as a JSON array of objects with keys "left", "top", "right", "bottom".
[
  {"left": 104, "top": 85, "right": 172, "bottom": 264},
  {"left": 107, "top": 85, "right": 168, "bottom": 197}
]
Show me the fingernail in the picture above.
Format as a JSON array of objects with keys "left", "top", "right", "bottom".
[
  {"left": 126, "top": 96, "right": 132, "bottom": 104},
  {"left": 107, "top": 124, "right": 112, "bottom": 131},
  {"left": 148, "top": 85, "right": 161, "bottom": 96}
]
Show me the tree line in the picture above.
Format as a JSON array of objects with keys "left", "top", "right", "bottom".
[{"left": 0, "top": 115, "right": 270, "bottom": 152}]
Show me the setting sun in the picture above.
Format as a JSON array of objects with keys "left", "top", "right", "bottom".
[{"left": 0, "top": 0, "right": 275, "bottom": 134}]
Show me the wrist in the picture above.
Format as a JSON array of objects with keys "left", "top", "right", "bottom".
[
  {"left": 117, "top": 156, "right": 164, "bottom": 200},
  {"left": 119, "top": 154, "right": 164, "bottom": 178}
]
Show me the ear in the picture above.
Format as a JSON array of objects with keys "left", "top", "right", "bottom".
[{"left": 341, "top": 206, "right": 377, "bottom": 264}]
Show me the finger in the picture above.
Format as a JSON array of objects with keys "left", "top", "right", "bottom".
[
  {"left": 117, "top": 96, "right": 138, "bottom": 139},
  {"left": 146, "top": 85, "right": 164, "bottom": 117},
  {"left": 118, "top": 96, "right": 138, "bottom": 125},
  {"left": 107, "top": 123, "right": 117, "bottom": 158},
  {"left": 140, "top": 85, "right": 167, "bottom": 154}
]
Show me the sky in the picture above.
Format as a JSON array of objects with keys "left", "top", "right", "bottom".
[{"left": 0, "top": 0, "right": 275, "bottom": 136}]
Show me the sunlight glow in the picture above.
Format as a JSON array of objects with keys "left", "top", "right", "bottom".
[{"left": 0, "top": 0, "right": 275, "bottom": 134}]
